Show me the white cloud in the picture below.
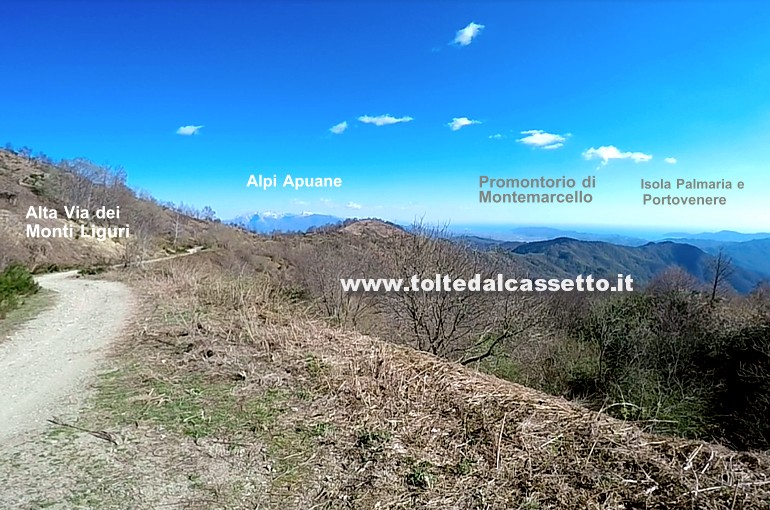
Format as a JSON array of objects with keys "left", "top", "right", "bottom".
[
  {"left": 664, "top": 157, "right": 677, "bottom": 164},
  {"left": 583, "top": 145, "right": 653, "bottom": 165},
  {"left": 517, "top": 129, "right": 568, "bottom": 150},
  {"left": 448, "top": 117, "right": 481, "bottom": 131},
  {"left": 346, "top": 201, "right": 362, "bottom": 210},
  {"left": 358, "top": 114, "right": 413, "bottom": 126},
  {"left": 488, "top": 133, "right": 504, "bottom": 139},
  {"left": 176, "top": 125, "right": 204, "bottom": 136},
  {"left": 319, "top": 198, "right": 335, "bottom": 207},
  {"left": 329, "top": 121, "right": 348, "bottom": 134},
  {"left": 453, "top": 22, "right": 484, "bottom": 46}
]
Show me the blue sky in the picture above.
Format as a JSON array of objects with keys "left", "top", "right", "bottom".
[{"left": 2, "top": 1, "right": 769, "bottom": 231}]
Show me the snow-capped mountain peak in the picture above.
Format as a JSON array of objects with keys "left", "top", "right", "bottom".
[{"left": 227, "top": 211, "right": 342, "bottom": 233}]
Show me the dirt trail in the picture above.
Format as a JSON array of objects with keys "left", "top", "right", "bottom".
[{"left": 0, "top": 271, "right": 134, "bottom": 443}]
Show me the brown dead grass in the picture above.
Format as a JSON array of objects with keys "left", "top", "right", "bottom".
[
  {"left": 0, "top": 149, "right": 215, "bottom": 272},
  {"left": 97, "top": 254, "right": 770, "bottom": 509}
]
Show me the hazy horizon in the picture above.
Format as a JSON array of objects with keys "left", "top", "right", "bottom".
[{"left": 228, "top": 211, "right": 770, "bottom": 240}]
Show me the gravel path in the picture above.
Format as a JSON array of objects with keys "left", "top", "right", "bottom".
[{"left": 0, "top": 271, "right": 133, "bottom": 442}]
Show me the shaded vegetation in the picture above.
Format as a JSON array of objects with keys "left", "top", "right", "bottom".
[
  {"left": 0, "top": 264, "right": 39, "bottom": 318},
  {"left": 559, "top": 289, "right": 770, "bottom": 449}
]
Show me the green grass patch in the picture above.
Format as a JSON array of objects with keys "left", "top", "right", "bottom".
[
  {"left": 305, "top": 421, "right": 333, "bottom": 438},
  {"left": 44, "top": 423, "right": 80, "bottom": 440},
  {"left": 0, "top": 264, "right": 40, "bottom": 318},
  {"left": 0, "top": 288, "right": 54, "bottom": 341},
  {"left": 304, "top": 354, "right": 328, "bottom": 379},
  {"left": 449, "top": 457, "right": 475, "bottom": 476},
  {"left": 405, "top": 459, "right": 435, "bottom": 490},
  {"left": 93, "top": 367, "right": 289, "bottom": 440},
  {"left": 480, "top": 353, "right": 523, "bottom": 384},
  {"left": 81, "top": 359, "right": 322, "bottom": 504},
  {"left": 356, "top": 428, "right": 392, "bottom": 450}
]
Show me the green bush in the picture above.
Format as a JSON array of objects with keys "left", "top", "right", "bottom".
[
  {"left": 706, "top": 321, "right": 770, "bottom": 449},
  {"left": 0, "top": 264, "right": 40, "bottom": 317},
  {"left": 564, "top": 289, "right": 770, "bottom": 448}
]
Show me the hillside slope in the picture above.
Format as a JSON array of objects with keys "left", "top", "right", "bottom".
[
  {"left": 674, "top": 238, "right": 770, "bottom": 278},
  {"left": 5, "top": 254, "right": 767, "bottom": 509},
  {"left": 0, "top": 149, "right": 209, "bottom": 271},
  {"left": 509, "top": 237, "right": 764, "bottom": 293}
]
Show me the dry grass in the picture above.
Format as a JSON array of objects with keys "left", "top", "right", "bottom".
[
  {"left": 88, "top": 254, "right": 770, "bottom": 509},
  {"left": 0, "top": 148, "right": 216, "bottom": 272}
]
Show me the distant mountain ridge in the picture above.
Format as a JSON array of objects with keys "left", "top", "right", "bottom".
[
  {"left": 454, "top": 226, "right": 770, "bottom": 245},
  {"left": 452, "top": 226, "right": 649, "bottom": 246},
  {"left": 664, "top": 238, "right": 770, "bottom": 278},
  {"left": 229, "top": 212, "right": 342, "bottom": 233},
  {"left": 663, "top": 230, "right": 770, "bottom": 243},
  {"left": 230, "top": 213, "right": 769, "bottom": 246},
  {"left": 506, "top": 237, "right": 765, "bottom": 293},
  {"left": 500, "top": 227, "right": 649, "bottom": 246},
  {"left": 228, "top": 212, "right": 769, "bottom": 286}
]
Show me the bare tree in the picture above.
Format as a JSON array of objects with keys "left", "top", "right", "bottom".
[
  {"left": 379, "top": 221, "right": 543, "bottom": 362},
  {"left": 201, "top": 205, "right": 216, "bottom": 222},
  {"left": 172, "top": 210, "right": 184, "bottom": 247},
  {"left": 709, "top": 248, "right": 734, "bottom": 304}
]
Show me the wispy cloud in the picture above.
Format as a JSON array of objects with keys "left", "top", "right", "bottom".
[
  {"left": 488, "top": 133, "right": 504, "bottom": 140},
  {"left": 448, "top": 117, "right": 481, "bottom": 131},
  {"left": 583, "top": 145, "right": 653, "bottom": 165},
  {"left": 358, "top": 114, "right": 413, "bottom": 126},
  {"left": 517, "top": 129, "right": 568, "bottom": 150},
  {"left": 453, "top": 22, "right": 484, "bottom": 46},
  {"left": 319, "top": 198, "right": 335, "bottom": 207},
  {"left": 176, "top": 125, "right": 204, "bottom": 136},
  {"left": 329, "top": 121, "right": 348, "bottom": 135},
  {"left": 346, "top": 201, "right": 362, "bottom": 210},
  {"left": 664, "top": 157, "right": 677, "bottom": 164}
]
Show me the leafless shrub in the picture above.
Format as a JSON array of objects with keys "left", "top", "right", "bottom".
[
  {"left": 288, "top": 240, "right": 379, "bottom": 329},
  {"left": 646, "top": 266, "right": 701, "bottom": 295},
  {"left": 373, "top": 222, "right": 546, "bottom": 363}
]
